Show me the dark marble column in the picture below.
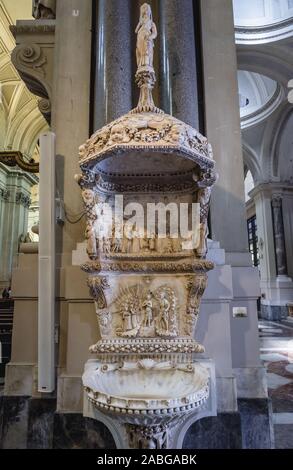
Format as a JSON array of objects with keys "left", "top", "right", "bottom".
[
  {"left": 92, "top": 0, "right": 132, "bottom": 130},
  {"left": 158, "top": 0, "right": 199, "bottom": 129},
  {"left": 272, "top": 195, "right": 288, "bottom": 276}
]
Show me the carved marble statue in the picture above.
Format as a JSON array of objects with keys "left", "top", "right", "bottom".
[
  {"left": 79, "top": 3, "right": 216, "bottom": 450},
  {"left": 32, "top": 0, "right": 56, "bottom": 19},
  {"left": 135, "top": 3, "right": 157, "bottom": 69}
]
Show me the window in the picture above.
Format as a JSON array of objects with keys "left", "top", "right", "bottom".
[{"left": 247, "top": 215, "right": 259, "bottom": 267}]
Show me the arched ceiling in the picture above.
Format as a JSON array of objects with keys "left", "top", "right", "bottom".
[
  {"left": 1, "top": 0, "right": 32, "bottom": 22},
  {"left": 238, "top": 70, "right": 284, "bottom": 129},
  {"left": 233, "top": 0, "right": 293, "bottom": 44},
  {"left": 233, "top": 0, "right": 293, "bottom": 27},
  {"left": 0, "top": 0, "right": 47, "bottom": 159}
]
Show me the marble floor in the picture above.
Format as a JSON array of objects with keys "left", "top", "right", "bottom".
[{"left": 259, "top": 319, "right": 293, "bottom": 449}]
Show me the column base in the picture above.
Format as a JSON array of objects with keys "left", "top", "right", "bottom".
[
  {"left": 182, "top": 412, "right": 242, "bottom": 449},
  {"left": 260, "top": 276, "right": 293, "bottom": 320},
  {"left": 260, "top": 304, "right": 289, "bottom": 321},
  {"left": 0, "top": 395, "right": 115, "bottom": 449}
]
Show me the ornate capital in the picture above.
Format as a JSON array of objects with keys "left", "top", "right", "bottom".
[
  {"left": 0, "top": 188, "right": 10, "bottom": 202},
  {"left": 272, "top": 194, "right": 283, "bottom": 208},
  {"left": 16, "top": 191, "right": 31, "bottom": 208}
]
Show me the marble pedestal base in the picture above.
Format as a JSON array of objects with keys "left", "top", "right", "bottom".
[
  {"left": 82, "top": 359, "right": 217, "bottom": 449},
  {"left": 0, "top": 394, "right": 273, "bottom": 448},
  {"left": 260, "top": 276, "right": 293, "bottom": 321}
]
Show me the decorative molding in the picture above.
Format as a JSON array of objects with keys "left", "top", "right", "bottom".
[
  {"left": 89, "top": 337, "right": 205, "bottom": 355},
  {"left": 0, "top": 151, "right": 39, "bottom": 173},
  {"left": 81, "top": 259, "right": 214, "bottom": 274},
  {"left": 97, "top": 179, "right": 196, "bottom": 194},
  {"left": 235, "top": 17, "right": 293, "bottom": 44},
  {"left": 10, "top": 24, "right": 56, "bottom": 36}
]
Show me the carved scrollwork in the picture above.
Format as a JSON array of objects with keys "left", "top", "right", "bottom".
[
  {"left": 185, "top": 274, "right": 207, "bottom": 336},
  {"left": 38, "top": 98, "right": 51, "bottom": 120},
  {"left": 87, "top": 276, "right": 110, "bottom": 309},
  {"left": 13, "top": 43, "right": 47, "bottom": 77},
  {"left": 11, "top": 42, "right": 52, "bottom": 123}
]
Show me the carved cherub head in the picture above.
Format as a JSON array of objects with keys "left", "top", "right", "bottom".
[
  {"left": 82, "top": 189, "right": 95, "bottom": 205},
  {"left": 78, "top": 142, "right": 88, "bottom": 157},
  {"left": 169, "top": 124, "right": 186, "bottom": 145},
  {"left": 109, "top": 124, "right": 126, "bottom": 144}
]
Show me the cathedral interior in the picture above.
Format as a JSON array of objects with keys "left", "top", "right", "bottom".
[{"left": 0, "top": 0, "right": 293, "bottom": 450}]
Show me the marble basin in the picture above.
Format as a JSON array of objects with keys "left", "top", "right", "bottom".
[{"left": 83, "top": 359, "right": 209, "bottom": 425}]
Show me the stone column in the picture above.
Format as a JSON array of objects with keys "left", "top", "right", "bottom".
[
  {"left": 271, "top": 195, "right": 288, "bottom": 277},
  {"left": 0, "top": 166, "right": 36, "bottom": 286},
  {"left": 158, "top": 0, "right": 199, "bottom": 129},
  {"left": 93, "top": 0, "right": 132, "bottom": 130},
  {"left": 200, "top": 0, "right": 248, "bottom": 256},
  {"left": 282, "top": 189, "right": 293, "bottom": 279},
  {"left": 52, "top": 0, "right": 92, "bottom": 255},
  {"left": 252, "top": 185, "right": 276, "bottom": 283}
]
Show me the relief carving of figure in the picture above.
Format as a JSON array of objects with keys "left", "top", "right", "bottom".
[
  {"left": 135, "top": 3, "right": 157, "bottom": 69},
  {"left": 158, "top": 291, "right": 170, "bottom": 332},
  {"left": 122, "top": 303, "right": 132, "bottom": 332},
  {"left": 115, "top": 285, "right": 178, "bottom": 338},
  {"left": 130, "top": 301, "right": 139, "bottom": 329},
  {"left": 33, "top": 0, "right": 56, "bottom": 19},
  {"left": 154, "top": 287, "right": 178, "bottom": 337},
  {"left": 85, "top": 222, "right": 97, "bottom": 259},
  {"left": 142, "top": 293, "right": 153, "bottom": 327}
]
